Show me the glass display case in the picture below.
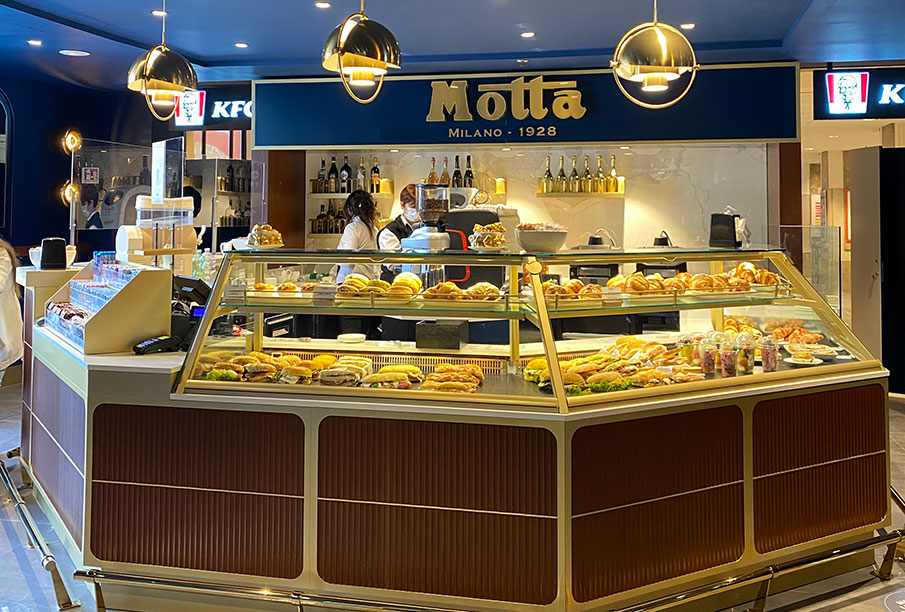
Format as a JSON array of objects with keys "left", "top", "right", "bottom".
[{"left": 174, "top": 248, "right": 878, "bottom": 413}]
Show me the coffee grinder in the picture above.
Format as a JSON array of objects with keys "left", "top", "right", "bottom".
[{"left": 401, "top": 184, "right": 450, "bottom": 252}]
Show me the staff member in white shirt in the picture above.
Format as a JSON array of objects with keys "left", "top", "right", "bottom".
[
  {"left": 377, "top": 184, "right": 420, "bottom": 282},
  {"left": 336, "top": 190, "right": 379, "bottom": 283},
  {"left": 0, "top": 236, "right": 23, "bottom": 383}
]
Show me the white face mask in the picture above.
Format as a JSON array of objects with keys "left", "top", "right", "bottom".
[
  {"left": 81, "top": 205, "right": 90, "bottom": 218},
  {"left": 403, "top": 207, "right": 420, "bottom": 223}
]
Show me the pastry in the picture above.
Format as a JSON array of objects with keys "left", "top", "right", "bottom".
[
  {"left": 543, "top": 283, "right": 570, "bottom": 297},
  {"left": 675, "top": 272, "right": 693, "bottom": 285},
  {"left": 690, "top": 274, "right": 714, "bottom": 290},
  {"left": 625, "top": 273, "right": 649, "bottom": 292},
  {"left": 378, "top": 364, "right": 424, "bottom": 382},
  {"left": 247, "top": 223, "right": 283, "bottom": 247},
  {"left": 366, "top": 279, "right": 391, "bottom": 293},
  {"left": 728, "top": 277, "right": 749, "bottom": 291},
  {"left": 277, "top": 366, "right": 313, "bottom": 385},
  {"left": 756, "top": 269, "right": 780, "bottom": 285},
  {"left": 253, "top": 282, "right": 276, "bottom": 291},
  {"left": 393, "top": 272, "right": 423, "bottom": 293},
  {"left": 299, "top": 282, "right": 318, "bottom": 292},
  {"left": 563, "top": 278, "right": 584, "bottom": 295},
  {"left": 606, "top": 274, "right": 626, "bottom": 290},
  {"left": 424, "top": 282, "right": 466, "bottom": 300},
  {"left": 386, "top": 284, "right": 415, "bottom": 298},
  {"left": 312, "top": 354, "right": 337, "bottom": 368},
  {"left": 344, "top": 273, "right": 370, "bottom": 288},
  {"left": 711, "top": 275, "right": 730, "bottom": 289},
  {"left": 578, "top": 283, "right": 604, "bottom": 298},
  {"left": 465, "top": 282, "right": 502, "bottom": 301},
  {"left": 360, "top": 372, "right": 413, "bottom": 389},
  {"left": 662, "top": 277, "right": 686, "bottom": 292},
  {"left": 645, "top": 274, "right": 665, "bottom": 293},
  {"left": 277, "top": 282, "right": 298, "bottom": 292}
]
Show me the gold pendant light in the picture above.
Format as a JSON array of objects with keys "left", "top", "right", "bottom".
[
  {"left": 611, "top": 0, "right": 699, "bottom": 109},
  {"left": 127, "top": 0, "right": 198, "bottom": 121},
  {"left": 322, "top": 0, "right": 401, "bottom": 104}
]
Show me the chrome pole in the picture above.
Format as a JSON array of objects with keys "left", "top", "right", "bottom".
[{"left": 0, "top": 460, "right": 80, "bottom": 610}]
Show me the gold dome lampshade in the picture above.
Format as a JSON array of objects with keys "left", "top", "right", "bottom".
[
  {"left": 611, "top": 0, "right": 699, "bottom": 109},
  {"left": 322, "top": 0, "right": 401, "bottom": 104}
]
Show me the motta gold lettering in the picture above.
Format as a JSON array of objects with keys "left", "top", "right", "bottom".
[{"left": 426, "top": 76, "right": 587, "bottom": 122}]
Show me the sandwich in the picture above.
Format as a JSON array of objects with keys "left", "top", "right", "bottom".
[
  {"left": 206, "top": 368, "right": 239, "bottom": 382},
  {"left": 378, "top": 364, "right": 424, "bottom": 382},
  {"left": 244, "top": 363, "right": 277, "bottom": 383},
  {"left": 319, "top": 367, "right": 363, "bottom": 386},
  {"left": 261, "top": 356, "right": 290, "bottom": 371},
  {"left": 420, "top": 381, "right": 477, "bottom": 393},
  {"left": 425, "top": 372, "right": 481, "bottom": 385},
  {"left": 360, "top": 372, "right": 413, "bottom": 389},
  {"left": 366, "top": 279, "right": 391, "bottom": 293},
  {"left": 229, "top": 355, "right": 260, "bottom": 366},
  {"left": 567, "top": 361, "right": 603, "bottom": 379},
  {"left": 281, "top": 355, "right": 303, "bottom": 367},
  {"left": 629, "top": 368, "right": 674, "bottom": 388},
  {"left": 562, "top": 372, "right": 589, "bottom": 396},
  {"left": 523, "top": 358, "right": 547, "bottom": 382},
  {"left": 298, "top": 360, "right": 323, "bottom": 379},
  {"left": 433, "top": 363, "right": 484, "bottom": 383},
  {"left": 393, "top": 272, "right": 423, "bottom": 293},
  {"left": 213, "top": 361, "right": 245, "bottom": 375},
  {"left": 312, "top": 354, "right": 337, "bottom": 368},
  {"left": 386, "top": 284, "right": 415, "bottom": 298},
  {"left": 587, "top": 371, "right": 629, "bottom": 393},
  {"left": 248, "top": 351, "right": 270, "bottom": 362},
  {"left": 200, "top": 350, "right": 236, "bottom": 365},
  {"left": 277, "top": 366, "right": 313, "bottom": 385},
  {"left": 336, "top": 356, "right": 372, "bottom": 374}
]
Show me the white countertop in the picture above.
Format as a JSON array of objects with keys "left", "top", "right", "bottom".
[{"left": 35, "top": 326, "right": 185, "bottom": 374}]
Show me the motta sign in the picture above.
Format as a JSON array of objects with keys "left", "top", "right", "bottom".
[
  {"left": 815, "top": 68, "right": 905, "bottom": 120},
  {"left": 253, "top": 65, "right": 800, "bottom": 147}
]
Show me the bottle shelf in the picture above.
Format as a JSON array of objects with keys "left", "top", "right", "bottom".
[
  {"left": 535, "top": 192, "right": 625, "bottom": 199},
  {"left": 308, "top": 192, "right": 393, "bottom": 200}
]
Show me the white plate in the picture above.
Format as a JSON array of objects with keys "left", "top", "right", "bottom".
[
  {"left": 469, "top": 246, "right": 506, "bottom": 253},
  {"left": 338, "top": 333, "right": 366, "bottom": 343},
  {"left": 783, "top": 357, "right": 824, "bottom": 366}
]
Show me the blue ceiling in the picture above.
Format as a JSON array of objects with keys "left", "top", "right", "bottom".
[{"left": 0, "top": 0, "right": 904, "bottom": 89}]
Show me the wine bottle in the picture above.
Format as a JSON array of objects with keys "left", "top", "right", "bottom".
[
  {"left": 357, "top": 157, "right": 367, "bottom": 191},
  {"left": 451, "top": 155, "right": 463, "bottom": 188},
  {"left": 440, "top": 156, "right": 450, "bottom": 186},
  {"left": 370, "top": 156, "right": 380, "bottom": 193},
  {"left": 326, "top": 201, "right": 337, "bottom": 233},
  {"left": 582, "top": 155, "right": 594, "bottom": 193},
  {"left": 427, "top": 156, "right": 439, "bottom": 184},
  {"left": 316, "top": 157, "right": 327, "bottom": 193},
  {"left": 542, "top": 156, "right": 554, "bottom": 193},
  {"left": 607, "top": 155, "right": 618, "bottom": 193},
  {"left": 569, "top": 155, "right": 580, "bottom": 193},
  {"left": 555, "top": 155, "right": 567, "bottom": 193},
  {"left": 315, "top": 205, "right": 327, "bottom": 233},
  {"left": 463, "top": 155, "right": 474, "bottom": 187},
  {"left": 328, "top": 156, "right": 339, "bottom": 193},
  {"left": 340, "top": 156, "right": 352, "bottom": 193},
  {"left": 138, "top": 155, "right": 151, "bottom": 186},
  {"left": 596, "top": 155, "right": 606, "bottom": 194}
]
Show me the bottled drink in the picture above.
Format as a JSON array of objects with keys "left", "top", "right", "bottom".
[
  {"left": 326, "top": 201, "right": 337, "bottom": 233},
  {"left": 315, "top": 205, "right": 327, "bottom": 234},
  {"left": 317, "top": 157, "right": 327, "bottom": 193},
  {"left": 357, "top": 157, "right": 367, "bottom": 191},
  {"left": 451, "top": 155, "right": 463, "bottom": 188},
  {"left": 139, "top": 155, "right": 151, "bottom": 186},
  {"left": 427, "top": 156, "right": 439, "bottom": 184},
  {"left": 370, "top": 157, "right": 380, "bottom": 193},
  {"left": 328, "top": 156, "right": 339, "bottom": 193},
  {"left": 569, "top": 155, "right": 580, "bottom": 193},
  {"left": 596, "top": 155, "right": 606, "bottom": 194},
  {"left": 226, "top": 162, "right": 235, "bottom": 192},
  {"left": 541, "top": 156, "right": 554, "bottom": 193},
  {"left": 555, "top": 155, "right": 567, "bottom": 193},
  {"left": 340, "top": 156, "right": 352, "bottom": 193},
  {"left": 463, "top": 155, "right": 474, "bottom": 187},
  {"left": 439, "top": 156, "right": 451, "bottom": 186},
  {"left": 607, "top": 155, "right": 618, "bottom": 193},
  {"left": 582, "top": 155, "right": 594, "bottom": 193}
]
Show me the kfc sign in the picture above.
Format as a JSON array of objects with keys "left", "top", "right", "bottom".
[
  {"left": 175, "top": 90, "right": 206, "bottom": 127},
  {"left": 825, "top": 72, "right": 869, "bottom": 115},
  {"left": 169, "top": 84, "right": 252, "bottom": 130}
]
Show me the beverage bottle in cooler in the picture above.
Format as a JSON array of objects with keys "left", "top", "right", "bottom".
[
  {"left": 463, "top": 155, "right": 474, "bottom": 187},
  {"left": 555, "top": 155, "right": 567, "bottom": 192},
  {"left": 357, "top": 157, "right": 367, "bottom": 191},
  {"left": 340, "top": 156, "right": 352, "bottom": 193},
  {"left": 317, "top": 157, "right": 327, "bottom": 193},
  {"left": 370, "top": 157, "right": 380, "bottom": 193},
  {"left": 439, "top": 156, "right": 450, "bottom": 186},
  {"left": 451, "top": 155, "right": 463, "bottom": 187},
  {"left": 328, "top": 156, "right": 339, "bottom": 193},
  {"left": 569, "top": 155, "right": 580, "bottom": 193}
]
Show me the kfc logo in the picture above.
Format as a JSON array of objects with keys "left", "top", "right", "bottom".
[
  {"left": 826, "top": 72, "right": 869, "bottom": 114},
  {"left": 175, "top": 90, "right": 206, "bottom": 127}
]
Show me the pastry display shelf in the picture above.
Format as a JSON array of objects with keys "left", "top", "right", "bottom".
[
  {"left": 133, "top": 248, "right": 195, "bottom": 257},
  {"left": 535, "top": 294, "right": 809, "bottom": 320},
  {"left": 535, "top": 192, "right": 624, "bottom": 199},
  {"left": 308, "top": 192, "right": 393, "bottom": 200}
]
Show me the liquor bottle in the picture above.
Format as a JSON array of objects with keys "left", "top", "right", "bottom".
[
  {"left": 357, "top": 157, "right": 367, "bottom": 191},
  {"left": 328, "top": 156, "right": 339, "bottom": 193},
  {"left": 326, "top": 201, "right": 337, "bottom": 233},
  {"left": 427, "top": 156, "right": 439, "bottom": 184},
  {"left": 451, "top": 155, "right": 463, "bottom": 188},
  {"left": 440, "top": 156, "right": 451, "bottom": 186},
  {"left": 317, "top": 157, "right": 327, "bottom": 193},
  {"left": 138, "top": 155, "right": 151, "bottom": 186},
  {"left": 596, "top": 155, "right": 607, "bottom": 194},
  {"left": 226, "top": 162, "right": 235, "bottom": 192},
  {"left": 607, "top": 155, "right": 618, "bottom": 193},
  {"left": 582, "top": 155, "right": 594, "bottom": 193},
  {"left": 541, "top": 156, "right": 554, "bottom": 193},
  {"left": 463, "top": 155, "right": 474, "bottom": 187},
  {"left": 340, "top": 156, "right": 352, "bottom": 193},
  {"left": 315, "top": 205, "right": 327, "bottom": 234},
  {"left": 370, "top": 157, "right": 381, "bottom": 193},
  {"left": 569, "top": 155, "right": 580, "bottom": 193},
  {"left": 555, "top": 155, "right": 567, "bottom": 193},
  {"left": 235, "top": 164, "right": 246, "bottom": 192}
]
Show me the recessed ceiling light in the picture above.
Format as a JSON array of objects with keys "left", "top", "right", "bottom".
[
  {"left": 680, "top": 23, "right": 695, "bottom": 30},
  {"left": 520, "top": 31, "right": 535, "bottom": 39},
  {"left": 315, "top": 1, "right": 332, "bottom": 7},
  {"left": 151, "top": 9, "right": 167, "bottom": 16},
  {"left": 620, "top": 146, "right": 631, "bottom": 150},
  {"left": 234, "top": 42, "right": 249, "bottom": 49},
  {"left": 829, "top": 135, "right": 839, "bottom": 139},
  {"left": 59, "top": 49, "right": 90, "bottom": 56},
  {"left": 805, "top": 147, "right": 815, "bottom": 151},
  {"left": 501, "top": 147, "right": 512, "bottom": 151},
  {"left": 389, "top": 149, "right": 399, "bottom": 153},
  {"left": 27, "top": 39, "right": 42, "bottom": 46}
]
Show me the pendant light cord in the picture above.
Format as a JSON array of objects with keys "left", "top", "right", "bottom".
[
  {"left": 161, "top": 0, "right": 166, "bottom": 44},
  {"left": 360, "top": 0, "right": 364, "bottom": 14},
  {"left": 653, "top": 0, "right": 658, "bottom": 23}
]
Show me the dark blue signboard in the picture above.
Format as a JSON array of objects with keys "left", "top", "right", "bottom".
[
  {"left": 814, "top": 68, "right": 905, "bottom": 120},
  {"left": 253, "top": 64, "right": 799, "bottom": 148}
]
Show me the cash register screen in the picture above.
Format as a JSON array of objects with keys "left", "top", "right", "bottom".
[{"left": 191, "top": 306, "right": 205, "bottom": 318}]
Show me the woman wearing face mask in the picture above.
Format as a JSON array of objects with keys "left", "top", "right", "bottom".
[
  {"left": 80, "top": 185, "right": 103, "bottom": 229},
  {"left": 377, "top": 184, "right": 420, "bottom": 282}
]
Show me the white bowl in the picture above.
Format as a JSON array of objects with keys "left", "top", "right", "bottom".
[
  {"left": 515, "top": 230, "right": 568, "bottom": 253},
  {"left": 29, "top": 245, "right": 77, "bottom": 268}
]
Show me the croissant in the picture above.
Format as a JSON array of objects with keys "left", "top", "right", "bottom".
[
  {"left": 690, "top": 274, "right": 714, "bottom": 289},
  {"left": 607, "top": 274, "right": 626, "bottom": 289},
  {"left": 645, "top": 274, "right": 665, "bottom": 292},
  {"left": 563, "top": 278, "right": 585, "bottom": 295},
  {"left": 712, "top": 275, "right": 730, "bottom": 289},
  {"left": 735, "top": 267, "right": 758, "bottom": 283},
  {"left": 662, "top": 277, "right": 686, "bottom": 292},
  {"left": 675, "top": 272, "right": 692, "bottom": 285},
  {"left": 625, "top": 273, "right": 650, "bottom": 292},
  {"left": 578, "top": 283, "right": 604, "bottom": 297},
  {"left": 728, "top": 277, "right": 750, "bottom": 291},
  {"left": 757, "top": 270, "right": 780, "bottom": 285}
]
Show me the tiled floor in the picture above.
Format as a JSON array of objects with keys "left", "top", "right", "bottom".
[{"left": 0, "top": 384, "right": 903, "bottom": 612}]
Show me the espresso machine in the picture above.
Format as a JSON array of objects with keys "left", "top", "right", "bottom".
[{"left": 401, "top": 184, "right": 450, "bottom": 252}]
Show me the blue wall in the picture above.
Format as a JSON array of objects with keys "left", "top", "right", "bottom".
[{"left": 0, "top": 68, "right": 150, "bottom": 247}]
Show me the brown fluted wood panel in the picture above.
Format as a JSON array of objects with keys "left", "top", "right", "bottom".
[
  {"left": 32, "top": 359, "right": 85, "bottom": 471},
  {"left": 572, "top": 484, "right": 744, "bottom": 601},
  {"left": 754, "top": 455, "right": 887, "bottom": 553},
  {"left": 31, "top": 422, "right": 83, "bottom": 547},
  {"left": 93, "top": 404, "right": 304, "bottom": 496},
  {"left": 318, "top": 500, "right": 557, "bottom": 605},
  {"left": 753, "top": 385, "right": 886, "bottom": 477},
  {"left": 91, "top": 482, "right": 304, "bottom": 578},
  {"left": 571, "top": 406, "right": 743, "bottom": 515},
  {"left": 319, "top": 417, "right": 556, "bottom": 516}
]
